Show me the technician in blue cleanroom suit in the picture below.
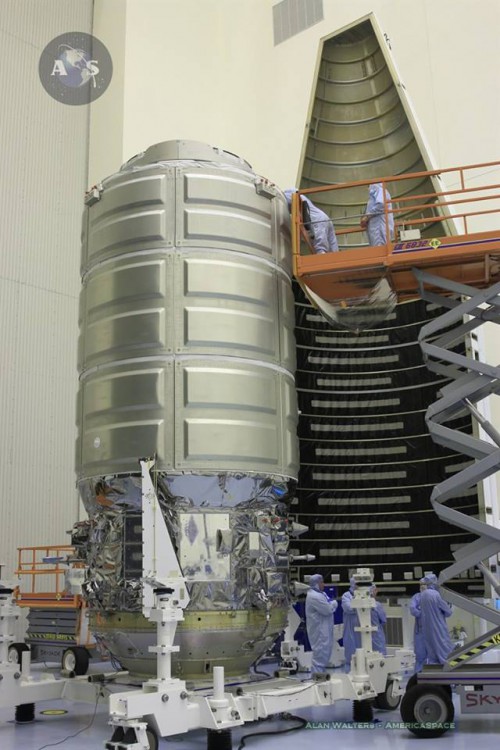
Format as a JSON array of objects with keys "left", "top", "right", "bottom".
[
  {"left": 360, "top": 182, "right": 395, "bottom": 245},
  {"left": 419, "top": 573, "right": 454, "bottom": 665},
  {"left": 305, "top": 574, "right": 338, "bottom": 674},
  {"left": 370, "top": 584, "right": 387, "bottom": 655},
  {"left": 341, "top": 577, "right": 361, "bottom": 672},
  {"left": 410, "top": 580, "right": 428, "bottom": 672},
  {"left": 284, "top": 189, "right": 339, "bottom": 253}
]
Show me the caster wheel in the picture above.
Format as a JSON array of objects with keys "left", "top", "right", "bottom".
[{"left": 62, "top": 646, "right": 89, "bottom": 675}]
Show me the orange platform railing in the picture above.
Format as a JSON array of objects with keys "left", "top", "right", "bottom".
[
  {"left": 291, "top": 160, "right": 500, "bottom": 304},
  {"left": 15, "top": 545, "right": 81, "bottom": 609}
]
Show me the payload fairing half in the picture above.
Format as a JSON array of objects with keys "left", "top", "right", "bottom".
[{"left": 74, "top": 141, "right": 299, "bottom": 678}]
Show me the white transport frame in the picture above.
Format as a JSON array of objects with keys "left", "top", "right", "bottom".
[
  {"left": 0, "top": 460, "right": 413, "bottom": 750},
  {"left": 103, "top": 461, "right": 413, "bottom": 749},
  {"left": 0, "top": 584, "right": 102, "bottom": 710}
]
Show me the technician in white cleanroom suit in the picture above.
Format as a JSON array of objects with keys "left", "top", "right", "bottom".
[
  {"left": 420, "top": 573, "right": 454, "bottom": 665},
  {"left": 410, "top": 580, "right": 428, "bottom": 672},
  {"left": 361, "top": 182, "right": 395, "bottom": 245},
  {"left": 284, "top": 189, "right": 339, "bottom": 253},
  {"left": 305, "top": 574, "right": 338, "bottom": 673},
  {"left": 341, "top": 577, "right": 361, "bottom": 672}
]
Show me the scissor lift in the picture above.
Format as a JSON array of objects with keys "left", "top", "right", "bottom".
[
  {"left": 10, "top": 545, "right": 95, "bottom": 675},
  {"left": 291, "top": 159, "right": 500, "bottom": 737},
  {"left": 398, "top": 272, "right": 500, "bottom": 737}
]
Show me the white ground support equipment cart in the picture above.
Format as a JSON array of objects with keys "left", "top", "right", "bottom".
[
  {"left": 8, "top": 544, "right": 95, "bottom": 675},
  {"left": 0, "top": 460, "right": 413, "bottom": 749},
  {"left": 0, "top": 578, "right": 106, "bottom": 724},
  {"left": 98, "top": 460, "right": 412, "bottom": 750}
]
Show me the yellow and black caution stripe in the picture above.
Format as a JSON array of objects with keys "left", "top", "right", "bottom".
[
  {"left": 449, "top": 631, "right": 500, "bottom": 667},
  {"left": 29, "top": 632, "right": 75, "bottom": 642}
]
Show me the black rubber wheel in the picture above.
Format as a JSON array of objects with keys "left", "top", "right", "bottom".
[
  {"left": 353, "top": 699, "right": 374, "bottom": 722},
  {"left": 406, "top": 673, "right": 452, "bottom": 697},
  {"left": 15, "top": 703, "right": 35, "bottom": 723},
  {"left": 374, "top": 679, "right": 401, "bottom": 710},
  {"left": 146, "top": 724, "right": 159, "bottom": 750},
  {"left": 401, "top": 684, "right": 454, "bottom": 738},
  {"left": 62, "top": 646, "right": 89, "bottom": 675},
  {"left": 405, "top": 673, "right": 419, "bottom": 692},
  {"left": 8, "top": 642, "right": 30, "bottom": 665}
]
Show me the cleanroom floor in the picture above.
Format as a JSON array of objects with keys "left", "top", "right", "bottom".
[{"left": 1, "top": 661, "right": 500, "bottom": 750}]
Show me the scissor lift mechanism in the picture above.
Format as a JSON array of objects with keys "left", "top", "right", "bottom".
[
  {"left": 399, "top": 270, "right": 500, "bottom": 737},
  {"left": 290, "top": 159, "right": 500, "bottom": 737}
]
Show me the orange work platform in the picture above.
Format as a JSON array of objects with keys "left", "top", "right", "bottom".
[
  {"left": 15, "top": 545, "right": 81, "bottom": 609},
  {"left": 291, "top": 160, "right": 500, "bottom": 305}
]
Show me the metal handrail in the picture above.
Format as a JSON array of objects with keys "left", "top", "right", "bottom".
[
  {"left": 292, "top": 158, "right": 500, "bottom": 263},
  {"left": 15, "top": 545, "right": 81, "bottom": 607}
]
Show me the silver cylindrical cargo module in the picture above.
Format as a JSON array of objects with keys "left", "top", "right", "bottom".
[{"left": 75, "top": 140, "right": 299, "bottom": 678}]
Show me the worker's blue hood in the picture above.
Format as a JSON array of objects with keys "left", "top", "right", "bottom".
[{"left": 309, "top": 574, "right": 324, "bottom": 591}]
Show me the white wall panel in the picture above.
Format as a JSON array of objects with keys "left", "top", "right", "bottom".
[
  {"left": 0, "top": 1, "right": 92, "bottom": 576},
  {"left": 88, "top": 0, "right": 500, "bottom": 190}
]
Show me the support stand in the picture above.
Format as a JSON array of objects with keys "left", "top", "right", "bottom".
[
  {"left": 103, "top": 468, "right": 413, "bottom": 748},
  {"left": 206, "top": 728, "right": 233, "bottom": 750},
  {"left": 0, "top": 583, "right": 35, "bottom": 722}
]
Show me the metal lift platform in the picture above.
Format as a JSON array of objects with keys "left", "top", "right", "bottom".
[
  {"left": 292, "top": 160, "right": 500, "bottom": 738},
  {"left": 11, "top": 545, "right": 95, "bottom": 674},
  {"left": 395, "top": 271, "right": 500, "bottom": 737},
  {"left": 290, "top": 160, "right": 500, "bottom": 317}
]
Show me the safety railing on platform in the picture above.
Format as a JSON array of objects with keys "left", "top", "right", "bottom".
[
  {"left": 289, "top": 159, "right": 500, "bottom": 324},
  {"left": 290, "top": 159, "right": 500, "bottom": 262},
  {"left": 15, "top": 545, "right": 82, "bottom": 609}
]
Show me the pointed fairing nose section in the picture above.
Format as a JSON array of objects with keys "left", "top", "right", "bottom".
[
  {"left": 294, "top": 15, "right": 453, "bottom": 331},
  {"left": 301, "top": 17, "right": 439, "bottom": 213}
]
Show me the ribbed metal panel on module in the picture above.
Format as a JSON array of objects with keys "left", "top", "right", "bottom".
[
  {"left": 76, "top": 141, "right": 298, "bottom": 678},
  {"left": 77, "top": 140, "right": 298, "bottom": 480}
]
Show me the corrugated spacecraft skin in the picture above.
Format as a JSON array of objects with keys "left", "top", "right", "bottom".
[{"left": 74, "top": 140, "right": 299, "bottom": 678}]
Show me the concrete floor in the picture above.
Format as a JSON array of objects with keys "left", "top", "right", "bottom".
[{"left": 1, "top": 662, "right": 499, "bottom": 750}]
